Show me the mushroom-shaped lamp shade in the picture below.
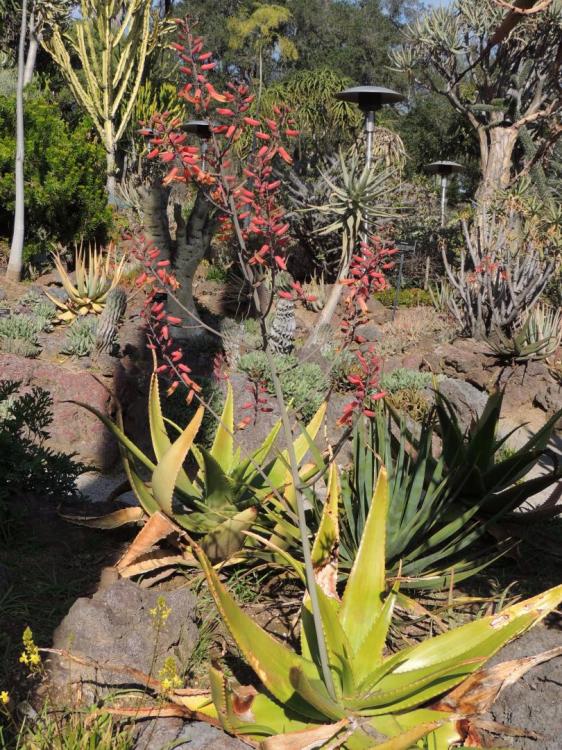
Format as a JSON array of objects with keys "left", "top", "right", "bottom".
[
  {"left": 426, "top": 160, "right": 464, "bottom": 177},
  {"left": 181, "top": 120, "right": 213, "bottom": 140},
  {"left": 335, "top": 86, "right": 406, "bottom": 112}
]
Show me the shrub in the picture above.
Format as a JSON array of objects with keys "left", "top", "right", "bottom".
[
  {"left": 0, "top": 381, "right": 86, "bottom": 514},
  {"left": 374, "top": 286, "right": 431, "bottom": 308},
  {"left": 0, "top": 94, "right": 112, "bottom": 270}
]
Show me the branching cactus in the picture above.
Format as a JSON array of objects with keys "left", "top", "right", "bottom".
[
  {"left": 95, "top": 287, "right": 127, "bottom": 355},
  {"left": 443, "top": 208, "right": 557, "bottom": 338}
]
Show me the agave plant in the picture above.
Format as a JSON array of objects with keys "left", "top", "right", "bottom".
[
  {"left": 90, "top": 465, "right": 562, "bottom": 748},
  {"left": 347, "top": 392, "right": 561, "bottom": 588},
  {"left": 45, "top": 242, "right": 126, "bottom": 322},
  {"left": 64, "top": 371, "right": 326, "bottom": 577},
  {"left": 486, "top": 302, "right": 562, "bottom": 363}
]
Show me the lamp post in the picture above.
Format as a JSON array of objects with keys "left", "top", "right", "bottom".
[
  {"left": 334, "top": 86, "right": 405, "bottom": 170},
  {"left": 181, "top": 119, "right": 212, "bottom": 169},
  {"left": 425, "top": 160, "right": 463, "bottom": 227}
]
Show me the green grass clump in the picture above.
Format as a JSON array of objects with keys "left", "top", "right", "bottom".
[{"left": 205, "top": 263, "right": 229, "bottom": 283}]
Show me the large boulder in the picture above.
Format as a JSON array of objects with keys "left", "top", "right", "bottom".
[
  {"left": 134, "top": 719, "right": 250, "bottom": 750},
  {"left": 487, "top": 626, "right": 562, "bottom": 749},
  {"left": 437, "top": 377, "right": 488, "bottom": 431},
  {"left": 48, "top": 579, "right": 198, "bottom": 705},
  {"left": 0, "top": 353, "right": 117, "bottom": 469}
]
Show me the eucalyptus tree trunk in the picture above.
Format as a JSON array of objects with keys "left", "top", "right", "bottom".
[
  {"left": 23, "top": 3, "right": 39, "bottom": 86},
  {"left": 6, "top": 0, "right": 28, "bottom": 282}
]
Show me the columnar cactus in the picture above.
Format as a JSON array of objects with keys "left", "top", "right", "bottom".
[{"left": 95, "top": 287, "right": 127, "bottom": 354}]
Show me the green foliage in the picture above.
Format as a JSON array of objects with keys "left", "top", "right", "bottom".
[
  {"left": 61, "top": 317, "right": 97, "bottom": 357},
  {"left": 336, "top": 391, "right": 562, "bottom": 591},
  {"left": 0, "top": 94, "right": 111, "bottom": 268},
  {"left": 238, "top": 351, "right": 328, "bottom": 421},
  {"left": 380, "top": 368, "right": 432, "bottom": 393},
  {"left": 0, "top": 381, "right": 86, "bottom": 513},
  {"left": 486, "top": 303, "right": 561, "bottom": 364},
  {"left": 375, "top": 287, "right": 431, "bottom": 308}
]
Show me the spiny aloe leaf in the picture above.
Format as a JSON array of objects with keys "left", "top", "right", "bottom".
[
  {"left": 264, "top": 402, "right": 327, "bottom": 492},
  {"left": 340, "top": 467, "right": 388, "bottom": 653},
  {"left": 152, "top": 406, "right": 204, "bottom": 516},
  {"left": 210, "top": 381, "right": 234, "bottom": 474},
  {"left": 148, "top": 373, "right": 201, "bottom": 497},
  {"left": 311, "top": 462, "right": 340, "bottom": 599},
  {"left": 200, "top": 507, "right": 258, "bottom": 563},
  {"left": 351, "top": 585, "right": 398, "bottom": 687},
  {"left": 194, "top": 544, "right": 325, "bottom": 720},
  {"left": 196, "top": 447, "right": 237, "bottom": 510},
  {"left": 59, "top": 505, "right": 145, "bottom": 529}
]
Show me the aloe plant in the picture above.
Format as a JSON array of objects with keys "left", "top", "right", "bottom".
[
  {"left": 66, "top": 371, "right": 326, "bottom": 573},
  {"left": 486, "top": 302, "right": 562, "bottom": 363},
  {"left": 141, "top": 465, "right": 562, "bottom": 748},
  {"left": 45, "top": 242, "right": 126, "bottom": 322}
]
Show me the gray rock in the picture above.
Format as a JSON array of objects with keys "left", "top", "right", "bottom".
[
  {"left": 48, "top": 579, "right": 198, "bottom": 705},
  {"left": 488, "top": 626, "right": 562, "bottom": 749},
  {"left": 437, "top": 377, "right": 488, "bottom": 431},
  {"left": 134, "top": 720, "right": 250, "bottom": 750}
]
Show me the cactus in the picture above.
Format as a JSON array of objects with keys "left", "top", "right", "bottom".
[
  {"left": 42, "top": 0, "right": 165, "bottom": 194},
  {"left": 95, "top": 287, "right": 127, "bottom": 355}
]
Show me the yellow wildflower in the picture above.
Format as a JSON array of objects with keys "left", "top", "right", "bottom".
[
  {"left": 149, "top": 596, "right": 172, "bottom": 629},
  {"left": 20, "top": 627, "right": 41, "bottom": 673},
  {"left": 158, "top": 656, "right": 182, "bottom": 692},
  {"left": 0, "top": 691, "right": 9, "bottom": 705}
]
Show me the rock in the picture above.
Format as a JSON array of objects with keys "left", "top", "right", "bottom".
[
  {"left": 0, "top": 287, "right": 6, "bottom": 301},
  {"left": 134, "top": 720, "right": 250, "bottom": 750},
  {"left": 437, "top": 377, "right": 488, "bottom": 431},
  {"left": 534, "top": 384, "right": 562, "bottom": 425},
  {"left": 487, "top": 626, "right": 562, "bottom": 749},
  {"left": 366, "top": 297, "right": 393, "bottom": 324},
  {"left": 0, "top": 353, "right": 117, "bottom": 469},
  {"left": 48, "top": 579, "right": 198, "bottom": 706},
  {"left": 422, "top": 339, "right": 498, "bottom": 390}
]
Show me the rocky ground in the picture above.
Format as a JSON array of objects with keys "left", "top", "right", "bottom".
[{"left": 1, "top": 271, "right": 561, "bottom": 749}]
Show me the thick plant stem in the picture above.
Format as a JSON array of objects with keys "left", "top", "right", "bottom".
[{"left": 7, "top": 0, "right": 28, "bottom": 282}]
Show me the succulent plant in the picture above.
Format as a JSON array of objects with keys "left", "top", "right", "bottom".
[
  {"left": 63, "top": 371, "right": 326, "bottom": 578},
  {"left": 95, "top": 286, "right": 127, "bottom": 354},
  {"left": 45, "top": 242, "right": 126, "bottom": 323},
  {"left": 108, "top": 465, "right": 562, "bottom": 748},
  {"left": 486, "top": 302, "right": 562, "bottom": 363},
  {"left": 0, "top": 314, "right": 43, "bottom": 358},
  {"left": 61, "top": 317, "right": 98, "bottom": 357}
]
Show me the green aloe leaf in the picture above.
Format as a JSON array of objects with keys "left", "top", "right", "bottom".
[
  {"left": 340, "top": 467, "right": 388, "bottom": 653},
  {"left": 200, "top": 507, "right": 258, "bottom": 563},
  {"left": 148, "top": 373, "right": 200, "bottom": 497},
  {"left": 151, "top": 406, "right": 204, "bottom": 516},
  {"left": 210, "top": 381, "right": 234, "bottom": 474},
  {"left": 194, "top": 544, "right": 326, "bottom": 720},
  {"left": 196, "top": 447, "right": 237, "bottom": 510}
]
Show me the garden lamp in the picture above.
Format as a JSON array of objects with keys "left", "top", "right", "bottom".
[
  {"left": 335, "top": 86, "right": 406, "bottom": 169},
  {"left": 182, "top": 120, "right": 212, "bottom": 170},
  {"left": 425, "top": 160, "right": 463, "bottom": 227}
]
